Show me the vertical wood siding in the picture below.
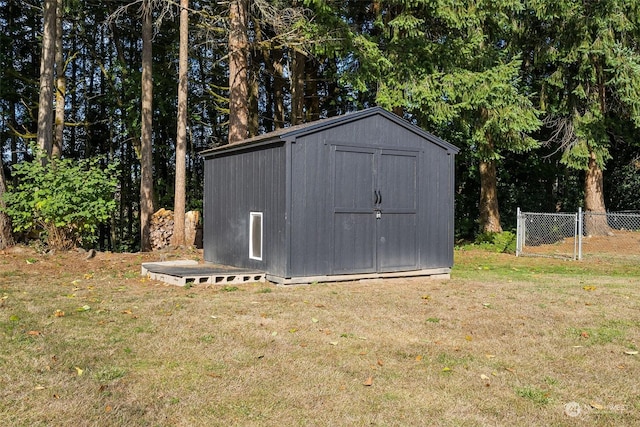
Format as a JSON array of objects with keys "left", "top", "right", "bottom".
[{"left": 204, "top": 143, "right": 287, "bottom": 276}]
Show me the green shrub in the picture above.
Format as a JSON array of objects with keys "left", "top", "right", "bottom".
[
  {"left": 1, "top": 149, "right": 119, "bottom": 249},
  {"left": 474, "top": 231, "right": 517, "bottom": 254}
]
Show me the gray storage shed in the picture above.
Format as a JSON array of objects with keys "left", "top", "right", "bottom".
[{"left": 201, "top": 107, "right": 459, "bottom": 284}]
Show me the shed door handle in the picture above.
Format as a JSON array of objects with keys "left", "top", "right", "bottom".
[
  {"left": 373, "top": 190, "right": 382, "bottom": 205},
  {"left": 374, "top": 190, "right": 379, "bottom": 205}
]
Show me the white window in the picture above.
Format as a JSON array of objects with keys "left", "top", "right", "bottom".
[{"left": 249, "top": 212, "right": 263, "bottom": 260}]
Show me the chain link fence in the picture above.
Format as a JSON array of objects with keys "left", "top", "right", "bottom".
[
  {"left": 516, "top": 210, "right": 579, "bottom": 259},
  {"left": 516, "top": 209, "right": 640, "bottom": 261}
]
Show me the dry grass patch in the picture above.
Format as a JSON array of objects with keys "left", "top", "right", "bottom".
[{"left": 1, "top": 246, "right": 639, "bottom": 426}]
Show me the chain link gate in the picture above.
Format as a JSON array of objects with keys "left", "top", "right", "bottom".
[
  {"left": 517, "top": 209, "right": 640, "bottom": 261},
  {"left": 516, "top": 209, "right": 580, "bottom": 259}
]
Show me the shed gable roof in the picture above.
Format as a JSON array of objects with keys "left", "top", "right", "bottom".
[{"left": 201, "top": 107, "right": 459, "bottom": 157}]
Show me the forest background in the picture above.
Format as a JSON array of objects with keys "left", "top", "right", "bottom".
[{"left": 1, "top": 0, "right": 640, "bottom": 252}]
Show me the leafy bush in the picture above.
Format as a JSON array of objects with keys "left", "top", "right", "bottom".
[
  {"left": 1, "top": 150, "right": 119, "bottom": 249},
  {"left": 474, "top": 231, "right": 517, "bottom": 254}
]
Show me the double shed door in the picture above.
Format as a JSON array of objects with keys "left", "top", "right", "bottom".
[{"left": 332, "top": 145, "right": 419, "bottom": 274}]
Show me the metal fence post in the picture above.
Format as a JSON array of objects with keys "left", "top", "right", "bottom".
[
  {"left": 572, "top": 212, "right": 577, "bottom": 260},
  {"left": 516, "top": 207, "right": 522, "bottom": 256},
  {"left": 577, "top": 207, "right": 583, "bottom": 260}
]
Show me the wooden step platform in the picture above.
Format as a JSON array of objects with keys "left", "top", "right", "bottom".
[{"left": 141, "top": 260, "right": 265, "bottom": 287}]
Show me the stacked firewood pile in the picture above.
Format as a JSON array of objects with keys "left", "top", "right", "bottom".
[
  {"left": 150, "top": 208, "right": 201, "bottom": 250},
  {"left": 150, "top": 208, "right": 175, "bottom": 250}
]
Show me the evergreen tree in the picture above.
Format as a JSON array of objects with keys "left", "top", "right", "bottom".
[
  {"left": 531, "top": 0, "right": 640, "bottom": 233},
  {"left": 374, "top": 0, "right": 541, "bottom": 233}
]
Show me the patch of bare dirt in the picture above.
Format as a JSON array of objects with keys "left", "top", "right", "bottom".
[
  {"left": 1, "top": 245, "right": 203, "bottom": 287},
  {"left": 523, "top": 229, "right": 640, "bottom": 259}
]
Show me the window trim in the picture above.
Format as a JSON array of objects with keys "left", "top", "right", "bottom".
[{"left": 249, "top": 212, "right": 263, "bottom": 261}]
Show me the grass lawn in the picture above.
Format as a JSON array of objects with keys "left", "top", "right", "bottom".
[{"left": 1, "top": 246, "right": 639, "bottom": 426}]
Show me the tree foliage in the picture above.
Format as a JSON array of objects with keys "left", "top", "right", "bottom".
[
  {"left": 1, "top": 0, "right": 640, "bottom": 247},
  {"left": 372, "top": 0, "right": 541, "bottom": 232},
  {"left": 532, "top": 0, "right": 640, "bottom": 169}
]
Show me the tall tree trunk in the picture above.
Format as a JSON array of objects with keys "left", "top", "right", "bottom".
[
  {"left": 172, "top": 0, "right": 188, "bottom": 247},
  {"left": 584, "top": 149, "right": 611, "bottom": 236},
  {"left": 583, "top": 66, "right": 612, "bottom": 236},
  {"left": 139, "top": 2, "right": 155, "bottom": 251},
  {"left": 228, "top": 0, "right": 249, "bottom": 144},
  {"left": 70, "top": 20, "right": 79, "bottom": 156},
  {"left": 248, "top": 53, "right": 259, "bottom": 137},
  {"left": 263, "top": 54, "right": 274, "bottom": 133},
  {"left": 10, "top": 100, "right": 18, "bottom": 186},
  {"left": 53, "top": 0, "right": 64, "bottom": 157},
  {"left": 305, "top": 58, "right": 319, "bottom": 122},
  {"left": 478, "top": 110, "right": 503, "bottom": 234},
  {"left": 290, "top": 49, "right": 305, "bottom": 125},
  {"left": 273, "top": 49, "right": 285, "bottom": 130},
  {"left": 37, "top": 0, "right": 57, "bottom": 157},
  {"left": 479, "top": 159, "right": 503, "bottom": 233},
  {"left": 0, "top": 156, "right": 14, "bottom": 250}
]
